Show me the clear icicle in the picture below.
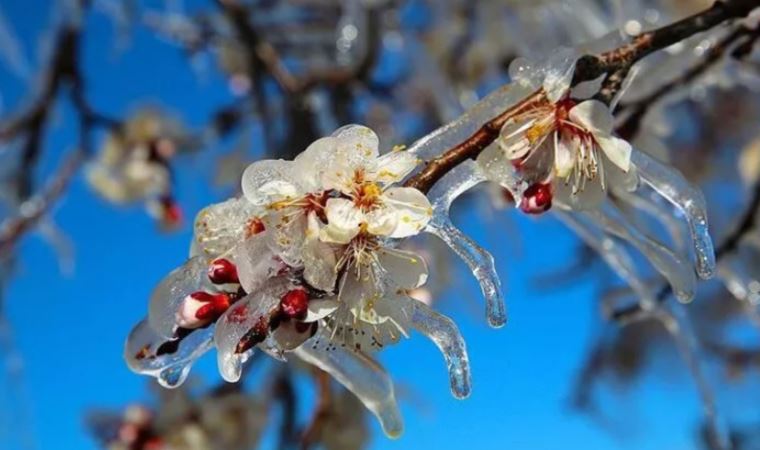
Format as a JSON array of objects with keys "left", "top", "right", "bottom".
[
  {"left": 556, "top": 210, "right": 656, "bottom": 311},
  {"left": 400, "top": 296, "right": 472, "bottom": 399},
  {"left": 424, "top": 162, "right": 506, "bottom": 328},
  {"left": 294, "top": 330, "right": 404, "bottom": 438},
  {"left": 631, "top": 150, "right": 716, "bottom": 280},
  {"left": 584, "top": 200, "right": 697, "bottom": 302},
  {"left": 613, "top": 187, "right": 688, "bottom": 254},
  {"left": 655, "top": 303, "right": 731, "bottom": 450},
  {"left": 124, "top": 319, "right": 214, "bottom": 389}
]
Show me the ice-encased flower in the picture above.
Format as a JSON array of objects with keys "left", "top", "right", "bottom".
[
  {"left": 318, "top": 125, "right": 432, "bottom": 244},
  {"left": 496, "top": 68, "right": 633, "bottom": 211}
]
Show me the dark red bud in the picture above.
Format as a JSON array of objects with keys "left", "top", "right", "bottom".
[
  {"left": 190, "top": 291, "right": 231, "bottom": 320},
  {"left": 208, "top": 258, "right": 239, "bottom": 284},
  {"left": 519, "top": 182, "right": 553, "bottom": 214},
  {"left": 280, "top": 289, "right": 309, "bottom": 319}
]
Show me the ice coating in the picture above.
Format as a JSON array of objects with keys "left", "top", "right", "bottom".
[
  {"left": 294, "top": 329, "right": 404, "bottom": 438},
  {"left": 148, "top": 256, "right": 209, "bottom": 339},
  {"left": 631, "top": 150, "right": 716, "bottom": 280},
  {"left": 400, "top": 295, "right": 472, "bottom": 399},
  {"left": 585, "top": 201, "right": 697, "bottom": 302},
  {"left": 214, "top": 284, "right": 284, "bottom": 383},
  {"left": 124, "top": 319, "right": 214, "bottom": 389},
  {"left": 230, "top": 232, "right": 285, "bottom": 294},
  {"left": 193, "top": 197, "right": 258, "bottom": 260},
  {"left": 405, "top": 83, "right": 533, "bottom": 161},
  {"left": 424, "top": 161, "right": 506, "bottom": 328},
  {"left": 613, "top": 188, "right": 687, "bottom": 254},
  {"left": 556, "top": 210, "right": 656, "bottom": 310}
]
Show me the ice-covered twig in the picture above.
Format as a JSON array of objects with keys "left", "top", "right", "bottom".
[{"left": 616, "top": 25, "right": 760, "bottom": 139}]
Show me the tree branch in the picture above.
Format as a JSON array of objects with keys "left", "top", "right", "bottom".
[{"left": 403, "top": 0, "right": 757, "bottom": 194}]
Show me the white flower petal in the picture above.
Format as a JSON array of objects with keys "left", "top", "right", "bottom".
[
  {"left": 333, "top": 124, "right": 379, "bottom": 161},
  {"left": 339, "top": 266, "right": 386, "bottom": 325},
  {"left": 321, "top": 198, "right": 363, "bottom": 244},
  {"left": 376, "top": 247, "right": 429, "bottom": 289},
  {"left": 303, "top": 213, "right": 339, "bottom": 292},
  {"left": 193, "top": 197, "right": 259, "bottom": 260},
  {"left": 241, "top": 159, "right": 300, "bottom": 206},
  {"left": 367, "top": 151, "right": 419, "bottom": 184},
  {"left": 596, "top": 135, "right": 632, "bottom": 173},
  {"left": 499, "top": 116, "right": 539, "bottom": 160},
  {"left": 381, "top": 187, "right": 433, "bottom": 238},
  {"left": 294, "top": 136, "right": 337, "bottom": 190},
  {"left": 553, "top": 133, "right": 576, "bottom": 179},
  {"left": 569, "top": 100, "right": 614, "bottom": 134},
  {"left": 365, "top": 208, "right": 398, "bottom": 237},
  {"left": 303, "top": 297, "right": 340, "bottom": 322}
]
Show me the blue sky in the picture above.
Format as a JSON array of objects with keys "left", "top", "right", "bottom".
[{"left": 0, "top": 1, "right": 710, "bottom": 449}]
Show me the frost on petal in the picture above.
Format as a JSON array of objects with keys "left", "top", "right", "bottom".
[
  {"left": 193, "top": 197, "right": 259, "bottom": 260},
  {"left": 596, "top": 135, "right": 632, "bottom": 173},
  {"left": 631, "top": 149, "right": 716, "bottom": 280},
  {"left": 399, "top": 296, "right": 471, "bottom": 399},
  {"left": 148, "top": 256, "right": 209, "bottom": 339},
  {"left": 294, "top": 136, "right": 337, "bottom": 190},
  {"left": 368, "top": 150, "right": 420, "bottom": 185},
  {"left": 263, "top": 209, "right": 307, "bottom": 267},
  {"left": 231, "top": 232, "right": 286, "bottom": 295},
  {"left": 585, "top": 201, "right": 697, "bottom": 302},
  {"left": 214, "top": 285, "right": 284, "bottom": 382},
  {"left": 241, "top": 159, "right": 299, "bottom": 206},
  {"left": 333, "top": 124, "right": 380, "bottom": 162},
  {"left": 376, "top": 247, "right": 429, "bottom": 289},
  {"left": 294, "top": 330, "right": 404, "bottom": 438},
  {"left": 382, "top": 187, "right": 433, "bottom": 238},
  {"left": 321, "top": 198, "right": 363, "bottom": 244},
  {"left": 541, "top": 49, "right": 576, "bottom": 103},
  {"left": 125, "top": 319, "right": 213, "bottom": 389}
]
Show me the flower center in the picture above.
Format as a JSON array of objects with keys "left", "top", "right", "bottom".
[{"left": 354, "top": 182, "right": 383, "bottom": 210}]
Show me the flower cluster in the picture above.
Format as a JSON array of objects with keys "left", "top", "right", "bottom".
[
  {"left": 126, "top": 125, "right": 471, "bottom": 437},
  {"left": 87, "top": 109, "right": 185, "bottom": 229}
]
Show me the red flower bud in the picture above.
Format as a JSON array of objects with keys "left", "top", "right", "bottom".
[
  {"left": 208, "top": 258, "right": 239, "bottom": 284},
  {"left": 280, "top": 289, "right": 309, "bottom": 319},
  {"left": 520, "top": 182, "right": 552, "bottom": 214}
]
